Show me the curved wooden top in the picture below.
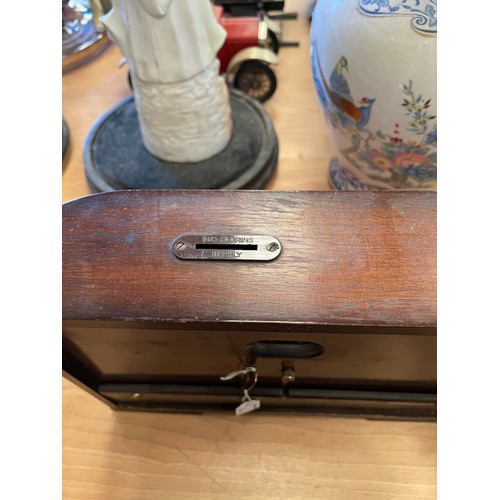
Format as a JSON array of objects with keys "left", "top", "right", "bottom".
[{"left": 63, "top": 190, "right": 436, "bottom": 328}]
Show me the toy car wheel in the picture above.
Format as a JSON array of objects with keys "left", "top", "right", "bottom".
[{"left": 234, "top": 61, "right": 277, "bottom": 102}]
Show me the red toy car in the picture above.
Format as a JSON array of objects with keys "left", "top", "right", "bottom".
[{"left": 214, "top": 6, "right": 279, "bottom": 101}]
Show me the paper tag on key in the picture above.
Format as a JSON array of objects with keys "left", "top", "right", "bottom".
[{"left": 235, "top": 398, "right": 261, "bottom": 416}]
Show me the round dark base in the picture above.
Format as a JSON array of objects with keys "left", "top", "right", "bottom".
[
  {"left": 84, "top": 88, "right": 279, "bottom": 192},
  {"left": 63, "top": 117, "right": 70, "bottom": 158}
]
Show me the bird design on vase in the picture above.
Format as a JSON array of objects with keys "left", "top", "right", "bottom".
[{"left": 317, "top": 54, "right": 375, "bottom": 128}]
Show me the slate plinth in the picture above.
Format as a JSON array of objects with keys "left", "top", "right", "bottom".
[{"left": 83, "top": 88, "right": 279, "bottom": 191}]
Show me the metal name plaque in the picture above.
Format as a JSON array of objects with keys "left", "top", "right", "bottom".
[{"left": 171, "top": 235, "right": 281, "bottom": 261}]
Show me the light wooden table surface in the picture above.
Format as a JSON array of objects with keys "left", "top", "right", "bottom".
[{"left": 62, "top": 1, "right": 436, "bottom": 498}]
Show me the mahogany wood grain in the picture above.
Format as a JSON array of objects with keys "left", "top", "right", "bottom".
[{"left": 63, "top": 190, "right": 435, "bottom": 327}]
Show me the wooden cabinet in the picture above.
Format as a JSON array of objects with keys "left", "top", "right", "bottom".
[{"left": 63, "top": 190, "right": 436, "bottom": 419}]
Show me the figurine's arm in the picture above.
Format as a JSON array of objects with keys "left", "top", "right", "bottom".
[{"left": 100, "top": 4, "right": 128, "bottom": 56}]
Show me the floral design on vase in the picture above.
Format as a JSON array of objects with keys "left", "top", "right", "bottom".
[
  {"left": 311, "top": 47, "right": 437, "bottom": 189},
  {"left": 358, "top": 0, "right": 437, "bottom": 35}
]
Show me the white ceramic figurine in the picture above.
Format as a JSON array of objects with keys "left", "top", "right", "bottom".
[{"left": 101, "top": 0, "right": 233, "bottom": 162}]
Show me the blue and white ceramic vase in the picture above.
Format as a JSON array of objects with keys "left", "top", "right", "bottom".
[{"left": 310, "top": 0, "right": 437, "bottom": 190}]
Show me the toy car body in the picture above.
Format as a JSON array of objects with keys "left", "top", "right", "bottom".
[{"left": 214, "top": 6, "right": 279, "bottom": 101}]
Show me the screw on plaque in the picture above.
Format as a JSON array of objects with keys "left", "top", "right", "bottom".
[
  {"left": 175, "top": 241, "right": 186, "bottom": 251},
  {"left": 266, "top": 242, "right": 279, "bottom": 252}
]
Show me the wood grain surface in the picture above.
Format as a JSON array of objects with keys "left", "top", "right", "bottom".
[
  {"left": 63, "top": 190, "right": 436, "bottom": 327},
  {"left": 62, "top": 1, "right": 436, "bottom": 497},
  {"left": 63, "top": 378, "right": 436, "bottom": 500}
]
